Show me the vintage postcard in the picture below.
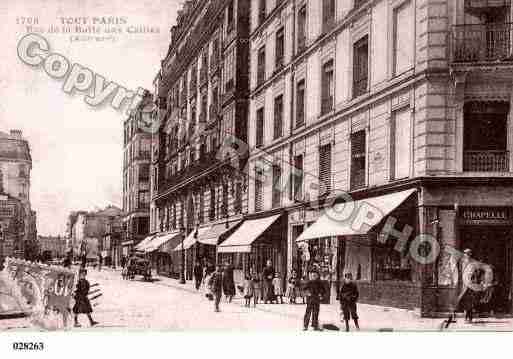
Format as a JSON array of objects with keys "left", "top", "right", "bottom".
[{"left": 2, "top": 0, "right": 513, "bottom": 354}]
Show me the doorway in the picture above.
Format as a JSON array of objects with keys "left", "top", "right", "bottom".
[{"left": 460, "top": 226, "right": 512, "bottom": 313}]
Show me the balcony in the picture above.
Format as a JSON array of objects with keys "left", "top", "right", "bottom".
[
  {"left": 453, "top": 23, "right": 513, "bottom": 63},
  {"left": 463, "top": 150, "right": 510, "bottom": 172}
]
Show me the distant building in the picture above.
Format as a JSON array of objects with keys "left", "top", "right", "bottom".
[
  {"left": 38, "top": 235, "right": 67, "bottom": 259},
  {"left": 122, "top": 91, "right": 152, "bottom": 256},
  {"left": 0, "top": 193, "right": 25, "bottom": 260},
  {"left": 0, "top": 129, "right": 36, "bottom": 258},
  {"left": 65, "top": 205, "right": 123, "bottom": 262}
]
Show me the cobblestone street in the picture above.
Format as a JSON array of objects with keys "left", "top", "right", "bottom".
[{"left": 3, "top": 268, "right": 513, "bottom": 332}]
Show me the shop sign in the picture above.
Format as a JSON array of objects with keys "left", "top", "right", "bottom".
[{"left": 460, "top": 207, "right": 513, "bottom": 225}]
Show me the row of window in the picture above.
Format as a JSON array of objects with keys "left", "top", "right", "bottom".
[
  {"left": 156, "top": 183, "right": 243, "bottom": 232},
  {"left": 253, "top": 106, "right": 412, "bottom": 211}
]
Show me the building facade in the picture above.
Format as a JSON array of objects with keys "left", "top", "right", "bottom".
[
  {"left": 38, "top": 235, "right": 67, "bottom": 260},
  {"left": 0, "top": 129, "right": 37, "bottom": 258},
  {"left": 66, "top": 205, "right": 123, "bottom": 263},
  {"left": 0, "top": 193, "right": 26, "bottom": 261},
  {"left": 150, "top": 0, "right": 250, "bottom": 279},
  {"left": 235, "top": 0, "right": 513, "bottom": 316},
  {"left": 122, "top": 91, "right": 153, "bottom": 256}
]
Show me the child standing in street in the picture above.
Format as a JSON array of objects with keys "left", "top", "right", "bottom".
[
  {"left": 273, "top": 272, "right": 284, "bottom": 304},
  {"left": 252, "top": 271, "right": 261, "bottom": 307},
  {"left": 243, "top": 273, "right": 254, "bottom": 307},
  {"left": 286, "top": 269, "right": 299, "bottom": 304},
  {"left": 208, "top": 264, "right": 224, "bottom": 312},
  {"left": 339, "top": 272, "right": 360, "bottom": 332},
  {"left": 72, "top": 269, "right": 99, "bottom": 327},
  {"left": 303, "top": 270, "right": 325, "bottom": 331}
]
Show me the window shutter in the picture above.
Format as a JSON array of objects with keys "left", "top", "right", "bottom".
[{"left": 319, "top": 144, "right": 332, "bottom": 195}]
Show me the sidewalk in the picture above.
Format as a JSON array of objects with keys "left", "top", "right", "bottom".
[{"left": 148, "top": 271, "right": 513, "bottom": 332}]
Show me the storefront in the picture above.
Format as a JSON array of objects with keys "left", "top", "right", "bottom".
[
  {"left": 217, "top": 213, "right": 287, "bottom": 288},
  {"left": 420, "top": 181, "right": 513, "bottom": 316},
  {"left": 296, "top": 189, "right": 419, "bottom": 306},
  {"left": 139, "top": 231, "right": 182, "bottom": 277}
]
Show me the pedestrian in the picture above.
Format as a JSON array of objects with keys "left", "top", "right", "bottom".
[
  {"left": 193, "top": 261, "right": 203, "bottom": 291},
  {"left": 208, "top": 264, "right": 224, "bottom": 312},
  {"left": 303, "top": 269, "right": 325, "bottom": 331},
  {"left": 273, "top": 272, "right": 284, "bottom": 304},
  {"left": 81, "top": 253, "right": 87, "bottom": 269},
  {"left": 286, "top": 269, "right": 299, "bottom": 304},
  {"left": 222, "top": 261, "right": 236, "bottom": 303},
  {"left": 121, "top": 255, "right": 127, "bottom": 269},
  {"left": 262, "top": 260, "right": 275, "bottom": 304},
  {"left": 456, "top": 249, "right": 479, "bottom": 323},
  {"left": 72, "top": 268, "right": 99, "bottom": 327},
  {"left": 63, "top": 251, "right": 72, "bottom": 269},
  {"left": 339, "top": 272, "right": 360, "bottom": 332},
  {"left": 98, "top": 253, "right": 103, "bottom": 271},
  {"left": 252, "top": 271, "right": 261, "bottom": 307},
  {"left": 243, "top": 273, "right": 254, "bottom": 307}
]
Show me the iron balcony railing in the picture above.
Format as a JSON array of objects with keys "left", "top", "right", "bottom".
[
  {"left": 463, "top": 150, "right": 510, "bottom": 172},
  {"left": 453, "top": 23, "right": 513, "bottom": 62}
]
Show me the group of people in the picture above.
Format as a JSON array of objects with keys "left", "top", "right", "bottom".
[
  {"left": 192, "top": 258, "right": 362, "bottom": 331},
  {"left": 192, "top": 259, "right": 235, "bottom": 312},
  {"left": 448, "top": 248, "right": 500, "bottom": 325}
]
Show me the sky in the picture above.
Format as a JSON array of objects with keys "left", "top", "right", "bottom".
[{"left": 0, "top": 0, "right": 181, "bottom": 236}]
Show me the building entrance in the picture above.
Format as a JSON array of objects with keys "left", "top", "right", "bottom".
[{"left": 460, "top": 226, "right": 512, "bottom": 313}]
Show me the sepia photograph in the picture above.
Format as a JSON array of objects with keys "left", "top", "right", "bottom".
[{"left": 1, "top": 0, "right": 513, "bottom": 357}]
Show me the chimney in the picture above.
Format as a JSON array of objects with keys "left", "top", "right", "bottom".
[{"left": 10, "top": 129, "right": 22, "bottom": 140}]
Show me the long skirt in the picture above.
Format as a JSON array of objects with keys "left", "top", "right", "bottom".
[
  {"left": 73, "top": 296, "right": 92, "bottom": 314},
  {"left": 262, "top": 280, "right": 274, "bottom": 302}
]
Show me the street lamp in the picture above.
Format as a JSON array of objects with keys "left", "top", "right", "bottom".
[{"left": 179, "top": 224, "right": 186, "bottom": 284}]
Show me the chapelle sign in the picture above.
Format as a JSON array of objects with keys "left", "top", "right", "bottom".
[{"left": 459, "top": 207, "right": 513, "bottom": 225}]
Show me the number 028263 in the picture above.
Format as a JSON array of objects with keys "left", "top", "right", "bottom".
[{"left": 12, "top": 342, "right": 44, "bottom": 351}]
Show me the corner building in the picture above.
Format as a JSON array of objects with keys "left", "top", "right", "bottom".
[
  {"left": 150, "top": 0, "right": 250, "bottom": 281},
  {"left": 238, "top": 0, "right": 513, "bottom": 316}
]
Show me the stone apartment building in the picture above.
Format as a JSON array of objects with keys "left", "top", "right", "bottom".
[
  {"left": 0, "top": 129, "right": 37, "bottom": 259},
  {"left": 149, "top": 0, "right": 250, "bottom": 279},
  {"left": 215, "top": 0, "right": 513, "bottom": 316},
  {"left": 66, "top": 205, "right": 123, "bottom": 262},
  {"left": 122, "top": 91, "right": 153, "bottom": 256}
]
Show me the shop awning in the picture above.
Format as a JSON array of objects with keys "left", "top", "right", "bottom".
[
  {"left": 296, "top": 189, "right": 417, "bottom": 242},
  {"left": 196, "top": 220, "right": 242, "bottom": 246},
  {"left": 146, "top": 231, "right": 181, "bottom": 253},
  {"left": 172, "top": 226, "right": 211, "bottom": 252},
  {"left": 134, "top": 235, "right": 156, "bottom": 252},
  {"left": 217, "top": 214, "right": 281, "bottom": 253}
]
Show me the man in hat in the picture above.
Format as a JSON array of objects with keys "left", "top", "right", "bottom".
[{"left": 303, "top": 269, "right": 325, "bottom": 331}]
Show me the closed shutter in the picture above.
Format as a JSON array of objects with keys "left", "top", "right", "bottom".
[
  {"left": 255, "top": 168, "right": 263, "bottom": 212},
  {"left": 293, "top": 154, "right": 303, "bottom": 200},
  {"left": 256, "top": 108, "right": 264, "bottom": 147},
  {"left": 350, "top": 130, "right": 366, "bottom": 189},
  {"left": 274, "top": 95, "right": 283, "bottom": 139},
  {"left": 319, "top": 144, "right": 332, "bottom": 195},
  {"left": 272, "top": 164, "right": 282, "bottom": 208}
]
